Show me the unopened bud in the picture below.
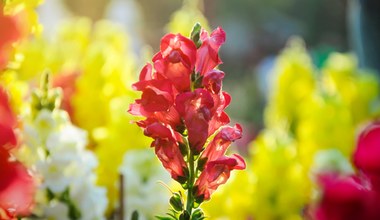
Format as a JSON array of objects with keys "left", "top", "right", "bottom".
[
  {"left": 169, "top": 192, "right": 183, "bottom": 212},
  {"left": 190, "top": 23, "right": 202, "bottom": 48},
  {"left": 191, "top": 209, "right": 205, "bottom": 220},
  {"left": 179, "top": 210, "right": 190, "bottom": 220}
]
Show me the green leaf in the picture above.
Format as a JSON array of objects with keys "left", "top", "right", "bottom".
[
  {"left": 46, "top": 188, "right": 55, "bottom": 201},
  {"left": 170, "top": 192, "right": 184, "bottom": 212}
]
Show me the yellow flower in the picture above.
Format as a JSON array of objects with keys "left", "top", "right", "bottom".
[{"left": 265, "top": 38, "right": 315, "bottom": 129}]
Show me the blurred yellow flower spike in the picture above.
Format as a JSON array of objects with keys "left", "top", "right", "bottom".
[
  {"left": 0, "top": 70, "right": 28, "bottom": 114},
  {"left": 66, "top": 19, "right": 151, "bottom": 211},
  {"left": 167, "top": 0, "right": 209, "bottom": 36},
  {"left": 321, "top": 53, "right": 380, "bottom": 122},
  {"left": 250, "top": 130, "right": 308, "bottom": 220},
  {"left": 265, "top": 37, "right": 316, "bottom": 130},
  {"left": 201, "top": 164, "right": 254, "bottom": 219},
  {"left": 203, "top": 38, "right": 380, "bottom": 220},
  {"left": 15, "top": 18, "right": 92, "bottom": 81}
]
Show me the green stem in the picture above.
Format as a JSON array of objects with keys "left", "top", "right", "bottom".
[{"left": 186, "top": 141, "right": 195, "bottom": 216}]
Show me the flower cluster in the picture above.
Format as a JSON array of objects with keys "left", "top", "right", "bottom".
[
  {"left": 313, "top": 121, "right": 380, "bottom": 220},
  {"left": 18, "top": 74, "right": 107, "bottom": 220},
  {"left": 129, "top": 24, "right": 245, "bottom": 218},
  {"left": 0, "top": 86, "right": 35, "bottom": 219}
]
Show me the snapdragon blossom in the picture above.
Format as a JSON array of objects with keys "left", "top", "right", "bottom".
[
  {"left": 129, "top": 24, "right": 245, "bottom": 218},
  {"left": 20, "top": 76, "right": 107, "bottom": 220}
]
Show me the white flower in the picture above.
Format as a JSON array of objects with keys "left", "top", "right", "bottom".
[
  {"left": 23, "top": 123, "right": 42, "bottom": 150},
  {"left": 119, "top": 149, "right": 171, "bottom": 220},
  {"left": 311, "top": 148, "right": 354, "bottom": 177},
  {"left": 34, "top": 109, "right": 57, "bottom": 139},
  {"left": 23, "top": 108, "right": 108, "bottom": 219},
  {"left": 43, "top": 200, "right": 69, "bottom": 220},
  {"left": 70, "top": 179, "right": 108, "bottom": 220},
  {"left": 36, "top": 159, "right": 71, "bottom": 193},
  {"left": 46, "top": 124, "right": 87, "bottom": 154}
]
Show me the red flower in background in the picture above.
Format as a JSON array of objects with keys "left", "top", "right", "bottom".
[
  {"left": 0, "top": 5, "right": 27, "bottom": 70},
  {"left": 129, "top": 25, "right": 245, "bottom": 205},
  {"left": 314, "top": 173, "right": 378, "bottom": 220},
  {"left": 0, "top": 87, "right": 35, "bottom": 218},
  {"left": 52, "top": 71, "right": 80, "bottom": 118},
  {"left": 354, "top": 121, "right": 380, "bottom": 190},
  {"left": 0, "top": 149, "right": 35, "bottom": 219},
  {"left": 0, "top": 88, "right": 17, "bottom": 149},
  {"left": 314, "top": 122, "right": 380, "bottom": 220}
]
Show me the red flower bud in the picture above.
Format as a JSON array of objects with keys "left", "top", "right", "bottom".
[{"left": 195, "top": 27, "right": 226, "bottom": 76}]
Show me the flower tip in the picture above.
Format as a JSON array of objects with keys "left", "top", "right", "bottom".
[
  {"left": 212, "top": 27, "right": 226, "bottom": 45},
  {"left": 232, "top": 154, "right": 246, "bottom": 170}
]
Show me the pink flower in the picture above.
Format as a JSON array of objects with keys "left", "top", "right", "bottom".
[
  {"left": 153, "top": 33, "right": 197, "bottom": 92},
  {"left": 314, "top": 173, "right": 380, "bottom": 220},
  {"left": 153, "top": 139, "right": 188, "bottom": 184},
  {"left": 199, "top": 124, "right": 242, "bottom": 169},
  {"left": 202, "top": 69, "right": 225, "bottom": 94},
  {"left": 0, "top": 87, "right": 17, "bottom": 149},
  {"left": 0, "top": 149, "right": 35, "bottom": 218},
  {"left": 207, "top": 91, "right": 231, "bottom": 136},
  {"left": 353, "top": 122, "right": 380, "bottom": 190},
  {"left": 194, "top": 155, "right": 245, "bottom": 202},
  {"left": 175, "top": 89, "right": 214, "bottom": 154},
  {"left": 0, "top": 87, "right": 35, "bottom": 217},
  {"left": 195, "top": 27, "right": 226, "bottom": 76},
  {"left": 129, "top": 64, "right": 181, "bottom": 129},
  {"left": 144, "top": 122, "right": 188, "bottom": 183}
]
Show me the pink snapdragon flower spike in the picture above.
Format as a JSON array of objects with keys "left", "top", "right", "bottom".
[{"left": 129, "top": 23, "right": 245, "bottom": 219}]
